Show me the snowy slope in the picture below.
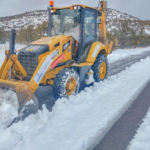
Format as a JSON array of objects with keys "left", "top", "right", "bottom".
[
  {"left": 0, "top": 11, "right": 48, "bottom": 31},
  {"left": 106, "top": 8, "right": 150, "bottom": 34},
  {"left": 0, "top": 48, "right": 150, "bottom": 149},
  {"left": 127, "top": 108, "right": 150, "bottom": 150},
  {"left": 107, "top": 8, "right": 139, "bottom": 21}
]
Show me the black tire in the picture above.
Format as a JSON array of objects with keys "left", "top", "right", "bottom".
[
  {"left": 52, "top": 68, "right": 80, "bottom": 99},
  {"left": 92, "top": 53, "right": 108, "bottom": 82}
]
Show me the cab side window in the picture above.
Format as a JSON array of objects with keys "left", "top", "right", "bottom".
[{"left": 96, "top": 15, "right": 101, "bottom": 42}]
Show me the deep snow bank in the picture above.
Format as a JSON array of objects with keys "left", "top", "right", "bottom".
[
  {"left": 0, "top": 89, "right": 18, "bottom": 128},
  {"left": 1, "top": 56, "right": 150, "bottom": 150},
  {"left": 108, "top": 46, "right": 150, "bottom": 63},
  {"left": 127, "top": 108, "right": 150, "bottom": 150}
]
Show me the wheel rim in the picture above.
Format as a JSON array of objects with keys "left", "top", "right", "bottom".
[
  {"left": 66, "top": 77, "right": 77, "bottom": 96},
  {"left": 99, "top": 62, "right": 106, "bottom": 79}
]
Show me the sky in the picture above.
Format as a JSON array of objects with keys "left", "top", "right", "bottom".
[{"left": 0, "top": 0, "right": 149, "bottom": 20}]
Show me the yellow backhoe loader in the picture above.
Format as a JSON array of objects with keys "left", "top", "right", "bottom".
[{"left": 0, "top": 0, "right": 113, "bottom": 120}]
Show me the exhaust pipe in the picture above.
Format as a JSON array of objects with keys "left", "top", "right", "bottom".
[
  {"left": 9, "top": 29, "right": 16, "bottom": 55},
  {"left": 9, "top": 29, "right": 16, "bottom": 80},
  {"left": 47, "top": 1, "right": 54, "bottom": 37}
]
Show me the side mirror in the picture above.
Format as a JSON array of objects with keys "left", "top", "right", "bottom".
[{"left": 97, "top": 17, "right": 101, "bottom": 24}]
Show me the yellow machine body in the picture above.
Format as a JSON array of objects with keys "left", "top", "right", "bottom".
[{"left": 0, "top": 0, "right": 113, "bottom": 116}]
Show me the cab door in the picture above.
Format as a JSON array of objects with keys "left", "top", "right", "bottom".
[{"left": 80, "top": 8, "right": 97, "bottom": 62}]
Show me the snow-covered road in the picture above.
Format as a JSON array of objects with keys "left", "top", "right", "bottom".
[
  {"left": 108, "top": 46, "right": 150, "bottom": 63},
  {"left": 0, "top": 50, "right": 150, "bottom": 150}
]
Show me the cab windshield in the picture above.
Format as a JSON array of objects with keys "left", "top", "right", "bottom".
[{"left": 51, "top": 8, "right": 81, "bottom": 42}]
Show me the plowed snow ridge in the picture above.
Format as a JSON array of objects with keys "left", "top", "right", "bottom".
[
  {"left": 107, "top": 46, "right": 150, "bottom": 63},
  {"left": 0, "top": 90, "right": 18, "bottom": 128},
  {"left": 0, "top": 56, "right": 150, "bottom": 150}
]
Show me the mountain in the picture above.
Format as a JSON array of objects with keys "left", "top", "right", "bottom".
[
  {"left": 0, "top": 10, "right": 48, "bottom": 31},
  {"left": 106, "top": 8, "right": 150, "bottom": 35},
  {"left": 0, "top": 8, "right": 150, "bottom": 35}
]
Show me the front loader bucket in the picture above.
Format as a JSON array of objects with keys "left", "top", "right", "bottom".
[{"left": 0, "top": 79, "right": 39, "bottom": 121}]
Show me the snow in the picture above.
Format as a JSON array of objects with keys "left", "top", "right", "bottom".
[
  {"left": 0, "top": 10, "right": 48, "bottom": 31},
  {"left": 85, "top": 69, "right": 95, "bottom": 85},
  {"left": 108, "top": 46, "right": 150, "bottom": 63},
  {"left": 2, "top": 8, "right": 150, "bottom": 35},
  {"left": 107, "top": 8, "right": 139, "bottom": 22},
  {"left": 145, "top": 29, "right": 150, "bottom": 35},
  {"left": 127, "top": 108, "right": 150, "bottom": 150},
  {"left": 0, "top": 8, "right": 139, "bottom": 31},
  {"left": 0, "top": 50, "right": 150, "bottom": 149},
  {"left": 0, "top": 89, "right": 18, "bottom": 128}
]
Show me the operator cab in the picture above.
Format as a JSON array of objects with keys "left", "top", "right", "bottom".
[{"left": 49, "top": 4, "right": 102, "bottom": 62}]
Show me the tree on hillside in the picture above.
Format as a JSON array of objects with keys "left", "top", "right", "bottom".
[
  {"left": 0, "top": 27, "right": 5, "bottom": 43},
  {"left": 112, "top": 21, "right": 138, "bottom": 48},
  {"left": 35, "top": 21, "right": 48, "bottom": 38},
  {"left": 26, "top": 25, "right": 35, "bottom": 43},
  {"left": 16, "top": 22, "right": 48, "bottom": 44},
  {"left": 16, "top": 25, "right": 35, "bottom": 43}
]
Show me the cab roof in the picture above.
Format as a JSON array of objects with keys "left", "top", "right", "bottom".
[{"left": 51, "top": 4, "right": 100, "bottom": 12}]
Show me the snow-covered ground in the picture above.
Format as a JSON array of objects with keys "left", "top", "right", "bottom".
[
  {"left": 127, "top": 108, "right": 150, "bottom": 150},
  {"left": 0, "top": 46, "right": 150, "bottom": 150},
  {"left": 108, "top": 46, "right": 150, "bottom": 63},
  {"left": 0, "top": 89, "right": 18, "bottom": 128}
]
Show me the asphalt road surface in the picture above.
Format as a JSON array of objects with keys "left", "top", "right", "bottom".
[{"left": 93, "top": 80, "right": 150, "bottom": 150}]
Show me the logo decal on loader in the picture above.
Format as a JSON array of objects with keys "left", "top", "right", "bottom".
[
  {"left": 51, "top": 49, "right": 59, "bottom": 59},
  {"left": 34, "top": 55, "right": 53, "bottom": 84},
  {"left": 34, "top": 49, "right": 59, "bottom": 84}
]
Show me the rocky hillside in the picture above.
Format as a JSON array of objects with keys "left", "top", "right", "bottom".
[
  {"left": 0, "top": 8, "right": 150, "bottom": 35},
  {"left": 0, "top": 10, "right": 48, "bottom": 31},
  {"left": 107, "top": 8, "right": 139, "bottom": 21},
  {"left": 106, "top": 8, "right": 150, "bottom": 35}
]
